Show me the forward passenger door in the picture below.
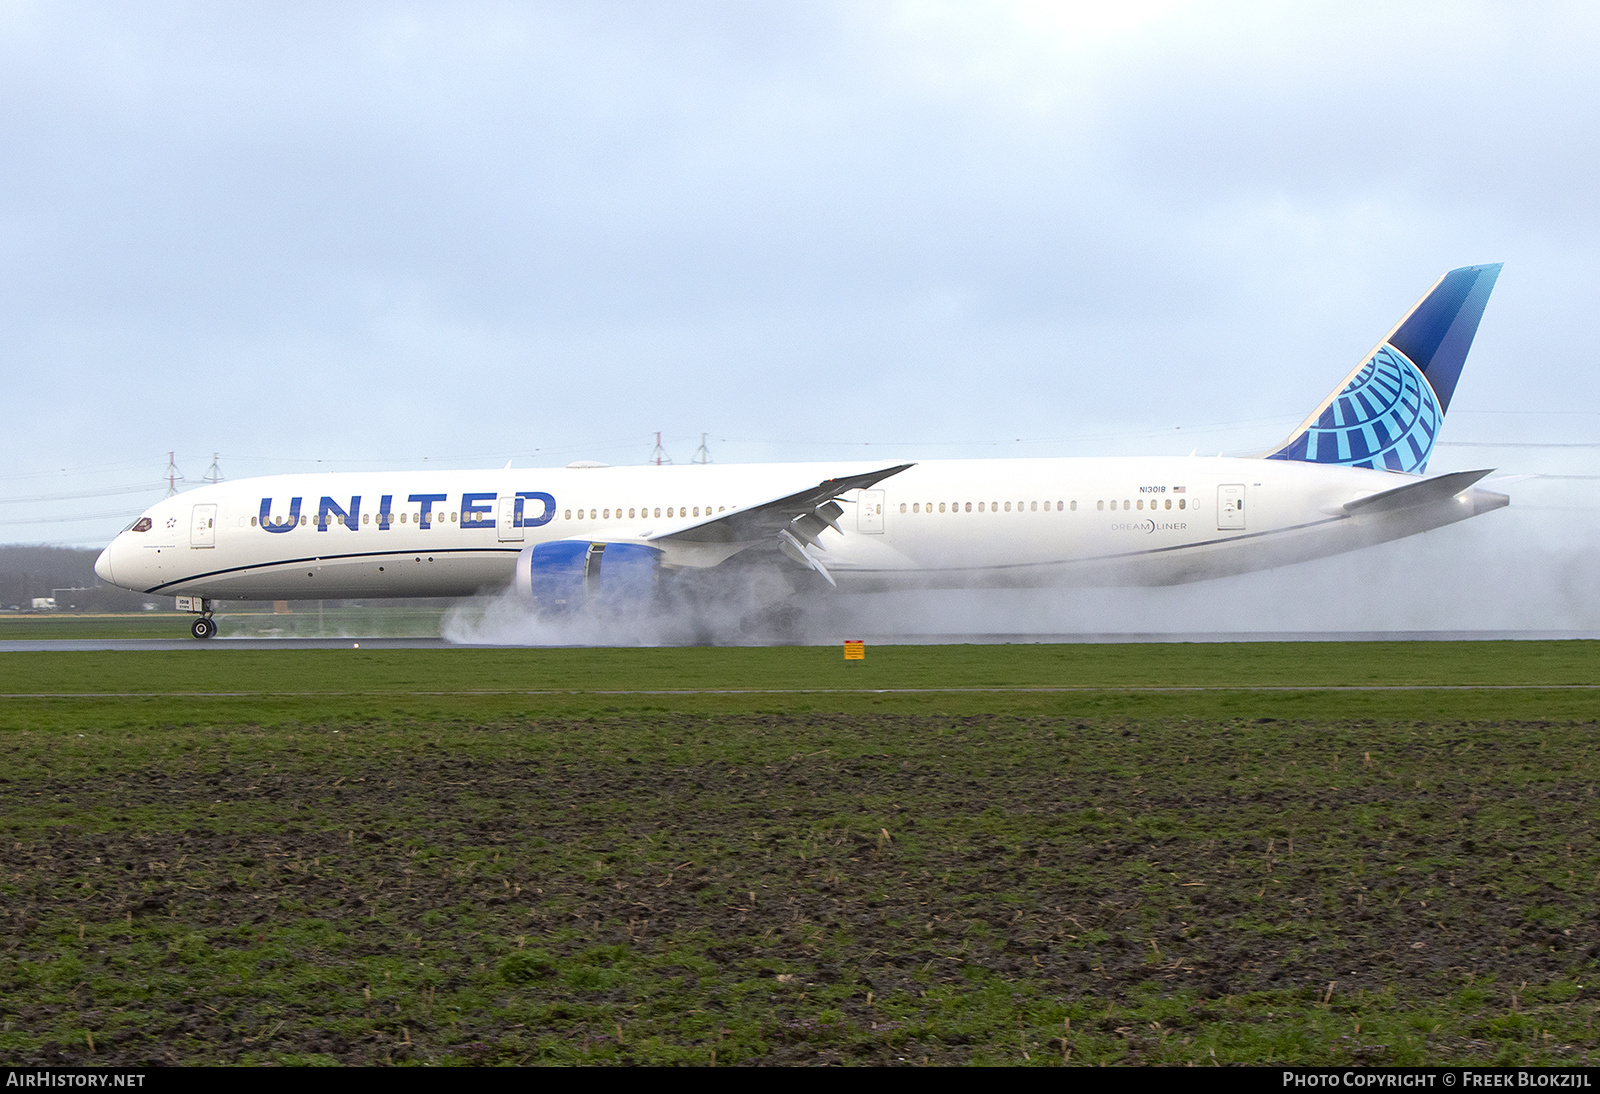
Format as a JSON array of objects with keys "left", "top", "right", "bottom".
[{"left": 190, "top": 504, "right": 216, "bottom": 548}]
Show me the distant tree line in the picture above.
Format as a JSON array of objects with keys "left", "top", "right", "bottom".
[{"left": 0, "top": 546, "right": 159, "bottom": 611}]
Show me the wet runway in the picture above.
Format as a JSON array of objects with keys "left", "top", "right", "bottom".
[
  {"left": 0, "top": 637, "right": 453, "bottom": 652},
  {"left": 1, "top": 630, "right": 1597, "bottom": 652}
]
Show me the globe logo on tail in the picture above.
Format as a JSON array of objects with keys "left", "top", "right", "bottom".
[{"left": 1269, "top": 345, "right": 1441, "bottom": 474}]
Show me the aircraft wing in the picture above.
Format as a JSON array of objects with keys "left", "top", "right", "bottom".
[
  {"left": 650, "top": 464, "right": 912, "bottom": 544},
  {"left": 645, "top": 463, "right": 914, "bottom": 584}
]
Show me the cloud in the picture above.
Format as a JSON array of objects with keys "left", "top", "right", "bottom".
[{"left": 1, "top": 0, "right": 1595, "bottom": 633}]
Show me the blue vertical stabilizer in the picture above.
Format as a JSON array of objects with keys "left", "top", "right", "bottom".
[{"left": 1265, "top": 264, "right": 1501, "bottom": 474}]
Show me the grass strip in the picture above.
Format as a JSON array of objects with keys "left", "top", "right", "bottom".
[{"left": 1, "top": 694, "right": 1596, "bottom": 1063}]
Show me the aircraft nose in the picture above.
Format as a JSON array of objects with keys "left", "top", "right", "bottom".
[{"left": 94, "top": 545, "right": 115, "bottom": 585}]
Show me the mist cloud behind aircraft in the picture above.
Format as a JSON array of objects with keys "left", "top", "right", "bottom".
[{"left": 1, "top": 2, "right": 1596, "bottom": 632}]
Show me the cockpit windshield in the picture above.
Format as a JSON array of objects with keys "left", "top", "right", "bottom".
[{"left": 129, "top": 517, "right": 152, "bottom": 533}]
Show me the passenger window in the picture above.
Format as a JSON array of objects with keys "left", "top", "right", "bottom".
[
  {"left": 249, "top": 517, "right": 256, "bottom": 527},
  {"left": 1067, "top": 501, "right": 1074, "bottom": 511},
  {"left": 964, "top": 502, "right": 972, "bottom": 513},
  {"left": 938, "top": 503, "right": 945, "bottom": 513},
  {"left": 1004, "top": 502, "right": 1011, "bottom": 512},
  {"left": 1178, "top": 498, "right": 1185, "bottom": 509},
  {"left": 654, "top": 508, "right": 660, "bottom": 518},
  {"left": 1096, "top": 500, "right": 1103, "bottom": 511},
  {"left": 693, "top": 507, "right": 699, "bottom": 517}
]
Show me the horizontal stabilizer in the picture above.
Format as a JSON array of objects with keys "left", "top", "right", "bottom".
[{"left": 1341, "top": 468, "right": 1495, "bottom": 515}]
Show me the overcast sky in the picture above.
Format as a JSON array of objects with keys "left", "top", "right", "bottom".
[{"left": 3, "top": 2, "right": 1597, "bottom": 584}]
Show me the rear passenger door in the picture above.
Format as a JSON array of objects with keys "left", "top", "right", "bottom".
[{"left": 1217, "top": 485, "right": 1245, "bottom": 530}]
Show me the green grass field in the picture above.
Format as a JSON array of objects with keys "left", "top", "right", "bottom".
[{"left": 1, "top": 643, "right": 1597, "bottom": 1065}]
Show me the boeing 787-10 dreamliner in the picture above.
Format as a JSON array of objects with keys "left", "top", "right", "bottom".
[{"left": 95, "top": 264, "right": 1506, "bottom": 639}]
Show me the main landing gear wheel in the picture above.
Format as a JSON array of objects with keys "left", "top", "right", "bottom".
[{"left": 191, "top": 616, "right": 217, "bottom": 640}]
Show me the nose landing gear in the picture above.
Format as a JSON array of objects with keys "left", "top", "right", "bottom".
[{"left": 177, "top": 595, "right": 218, "bottom": 639}]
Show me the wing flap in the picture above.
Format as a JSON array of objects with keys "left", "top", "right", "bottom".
[{"left": 778, "top": 528, "right": 837, "bottom": 587}]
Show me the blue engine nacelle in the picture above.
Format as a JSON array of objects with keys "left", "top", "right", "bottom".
[{"left": 513, "top": 541, "right": 662, "bottom": 609}]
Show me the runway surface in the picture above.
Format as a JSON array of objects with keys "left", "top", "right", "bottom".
[{"left": 1, "top": 630, "right": 1597, "bottom": 652}]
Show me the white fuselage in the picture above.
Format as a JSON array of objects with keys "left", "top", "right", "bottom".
[{"left": 93, "top": 457, "right": 1507, "bottom": 602}]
